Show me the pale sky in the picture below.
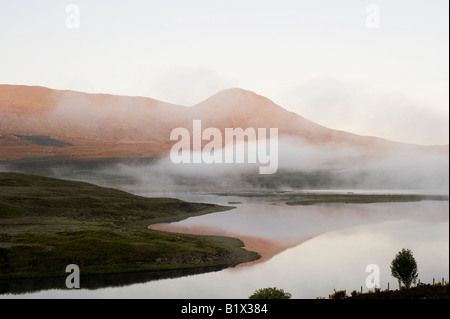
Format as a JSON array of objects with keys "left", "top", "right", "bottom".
[{"left": 0, "top": 0, "right": 448, "bottom": 145}]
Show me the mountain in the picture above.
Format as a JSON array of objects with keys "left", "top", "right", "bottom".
[
  {"left": 0, "top": 84, "right": 447, "bottom": 161},
  {"left": 0, "top": 85, "right": 186, "bottom": 160}
]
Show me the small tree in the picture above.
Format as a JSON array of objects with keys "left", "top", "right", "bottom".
[
  {"left": 390, "top": 248, "right": 418, "bottom": 289},
  {"left": 249, "top": 287, "right": 292, "bottom": 299}
]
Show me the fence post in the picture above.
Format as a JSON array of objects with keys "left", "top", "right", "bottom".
[
  {"left": 387, "top": 282, "right": 390, "bottom": 291},
  {"left": 443, "top": 278, "right": 445, "bottom": 285},
  {"left": 433, "top": 278, "right": 435, "bottom": 285},
  {"left": 360, "top": 286, "right": 363, "bottom": 294}
]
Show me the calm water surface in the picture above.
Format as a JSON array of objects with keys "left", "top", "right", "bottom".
[{"left": 1, "top": 191, "right": 448, "bottom": 299}]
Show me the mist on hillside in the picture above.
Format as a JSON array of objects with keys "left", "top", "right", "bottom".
[
  {"left": 25, "top": 137, "right": 446, "bottom": 194},
  {"left": 0, "top": 86, "right": 448, "bottom": 193}
]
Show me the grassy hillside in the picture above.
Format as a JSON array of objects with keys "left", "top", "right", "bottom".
[{"left": 0, "top": 173, "right": 259, "bottom": 282}]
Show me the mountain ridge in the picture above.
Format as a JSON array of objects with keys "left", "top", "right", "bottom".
[{"left": 0, "top": 84, "right": 447, "bottom": 161}]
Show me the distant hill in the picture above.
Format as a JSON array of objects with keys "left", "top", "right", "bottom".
[{"left": 1, "top": 84, "right": 447, "bottom": 161}]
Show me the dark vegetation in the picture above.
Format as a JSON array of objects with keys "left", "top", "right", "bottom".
[
  {"left": 249, "top": 287, "right": 292, "bottom": 299},
  {"left": 322, "top": 249, "right": 447, "bottom": 299},
  {"left": 391, "top": 248, "right": 419, "bottom": 289},
  {"left": 12, "top": 135, "right": 73, "bottom": 148},
  {"left": 0, "top": 172, "right": 259, "bottom": 288},
  {"left": 285, "top": 194, "right": 448, "bottom": 205},
  {"left": 215, "top": 191, "right": 448, "bottom": 205},
  {"left": 322, "top": 282, "right": 449, "bottom": 299}
]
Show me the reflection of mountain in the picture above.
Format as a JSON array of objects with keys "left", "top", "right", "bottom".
[{"left": 0, "top": 84, "right": 448, "bottom": 161}]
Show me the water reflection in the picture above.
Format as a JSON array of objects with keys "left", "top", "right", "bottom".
[
  {"left": 152, "top": 200, "right": 449, "bottom": 256},
  {"left": 1, "top": 195, "right": 448, "bottom": 299},
  {"left": 0, "top": 266, "right": 226, "bottom": 296}
]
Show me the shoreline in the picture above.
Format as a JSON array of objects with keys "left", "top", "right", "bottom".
[
  {"left": 0, "top": 172, "right": 260, "bottom": 294},
  {"left": 149, "top": 223, "right": 309, "bottom": 266}
]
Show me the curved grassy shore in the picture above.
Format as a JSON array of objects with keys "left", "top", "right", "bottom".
[{"left": 0, "top": 173, "right": 260, "bottom": 282}]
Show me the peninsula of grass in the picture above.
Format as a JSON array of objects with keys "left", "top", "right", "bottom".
[{"left": 0, "top": 172, "right": 260, "bottom": 282}]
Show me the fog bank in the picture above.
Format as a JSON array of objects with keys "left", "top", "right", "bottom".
[{"left": 82, "top": 138, "right": 449, "bottom": 193}]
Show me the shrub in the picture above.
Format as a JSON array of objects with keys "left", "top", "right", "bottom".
[
  {"left": 330, "top": 290, "right": 347, "bottom": 299},
  {"left": 249, "top": 287, "right": 292, "bottom": 299}
]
